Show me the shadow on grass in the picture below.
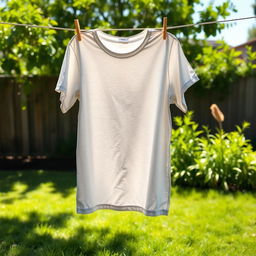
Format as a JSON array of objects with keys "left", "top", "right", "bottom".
[
  {"left": 174, "top": 184, "right": 256, "bottom": 198},
  {"left": 0, "top": 170, "right": 76, "bottom": 200},
  {"left": 0, "top": 212, "right": 137, "bottom": 255}
]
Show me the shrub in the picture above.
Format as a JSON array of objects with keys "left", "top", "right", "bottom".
[{"left": 170, "top": 111, "right": 256, "bottom": 191}]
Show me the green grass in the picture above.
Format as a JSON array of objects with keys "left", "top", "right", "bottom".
[{"left": 0, "top": 170, "right": 255, "bottom": 256}]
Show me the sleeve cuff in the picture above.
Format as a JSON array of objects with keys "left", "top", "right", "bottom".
[{"left": 178, "top": 74, "right": 200, "bottom": 114}]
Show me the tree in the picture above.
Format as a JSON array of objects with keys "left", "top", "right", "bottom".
[
  {"left": 247, "top": 26, "right": 256, "bottom": 41},
  {"left": 0, "top": 0, "right": 255, "bottom": 96},
  {"left": 247, "top": 0, "right": 256, "bottom": 40}
]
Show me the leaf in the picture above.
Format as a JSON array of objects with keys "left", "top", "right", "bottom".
[
  {"left": 205, "top": 168, "right": 213, "bottom": 182},
  {"left": 174, "top": 173, "right": 180, "bottom": 178},
  {"left": 223, "top": 181, "right": 229, "bottom": 191},
  {"left": 180, "top": 171, "right": 186, "bottom": 177},
  {"left": 233, "top": 167, "right": 242, "bottom": 173}
]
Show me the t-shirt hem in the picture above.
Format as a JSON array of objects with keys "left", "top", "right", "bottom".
[{"left": 77, "top": 204, "right": 169, "bottom": 217}]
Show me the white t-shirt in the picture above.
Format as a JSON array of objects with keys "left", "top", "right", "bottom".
[{"left": 55, "top": 28, "right": 199, "bottom": 216}]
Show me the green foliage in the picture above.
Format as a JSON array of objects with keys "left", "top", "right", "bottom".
[
  {"left": 0, "top": 0, "right": 255, "bottom": 98},
  {"left": 247, "top": 25, "right": 256, "bottom": 41},
  {"left": 170, "top": 111, "right": 203, "bottom": 186},
  {"left": 194, "top": 41, "right": 256, "bottom": 95},
  {"left": 198, "top": 1, "right": 234, "bottom": 37},
  {"left": 171, "top": 111, "right": 256, "bottom": 191},
  {"left": 0, "top": 0, "right": 236, "bottom": 73},
  {"left": 0, "top": 0, "right": 60, "bottom": 76},
  {"left": 241, "top": 45, "right": 256, "bottom": 75}
]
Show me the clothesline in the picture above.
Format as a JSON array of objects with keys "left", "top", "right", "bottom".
[{"left": 0, "top": 16, "right": 255, "bottom": 32}]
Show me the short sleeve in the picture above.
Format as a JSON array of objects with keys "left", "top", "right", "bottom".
[
  {"left": 55, "top": 38, "right": 80, "bottom": 114},
  {"left": 168, "top": 37, "right": 199, "bottom": 113}
]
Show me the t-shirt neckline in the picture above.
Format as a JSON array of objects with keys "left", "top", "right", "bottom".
[{"left": 92, "top": 28, "right": 152, "bottom": 58}]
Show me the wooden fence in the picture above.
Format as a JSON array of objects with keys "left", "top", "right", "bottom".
[
  {"left": 176, "top": 75, "right": 255, "bottom": 145},
  {"left": 0, "top": 76, "right": 255, "bottom": 157}
]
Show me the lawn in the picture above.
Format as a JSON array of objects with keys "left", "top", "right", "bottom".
[{"left": 0, "top": 170, "right": 255, "bottom": 256}]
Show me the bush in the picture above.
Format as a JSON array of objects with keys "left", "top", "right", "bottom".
[{"left": 170, "top": 111, "right": 256, "bottom": 191}]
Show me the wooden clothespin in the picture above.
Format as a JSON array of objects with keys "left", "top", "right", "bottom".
[
  {"left": 74, "top": 19, "right": 82, "bottom": 41},
  {"left": 162, "top": 17, "right": 167, "bottom": 40}
]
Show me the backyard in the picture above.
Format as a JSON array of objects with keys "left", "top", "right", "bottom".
[
  {"left": 0, "top": 0, "right": 256, "bottom": 256},
  {"left": 0, "top": 170, "right": 255, "bottom": 256}
]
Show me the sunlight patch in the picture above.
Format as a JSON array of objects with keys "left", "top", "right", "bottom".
[{"left": 11, "top": 182, "right": 28, "bottom": 193}]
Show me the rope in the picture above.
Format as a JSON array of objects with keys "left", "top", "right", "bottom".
[{"left": 0, "top": 16, "right": 255, "bottom": 32}]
